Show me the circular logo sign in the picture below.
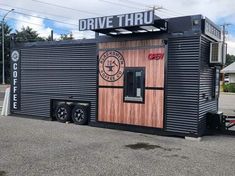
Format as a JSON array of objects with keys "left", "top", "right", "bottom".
[
  {"left": 11, "top": 50, "right": 20, "bottom": 62},
  {"left": 99, "top": 51, "right": 125, "bottom": 82}
]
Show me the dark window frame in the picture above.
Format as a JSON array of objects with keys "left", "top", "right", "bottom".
[{"left": 123, "top": 67, "right": 145, "bottom": 104}]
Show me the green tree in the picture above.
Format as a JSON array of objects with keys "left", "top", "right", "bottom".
[
  {"left": 225, "top": 54, "right": 235, "bottom": 66},
  {"left": 46, "top": 34, "right": 53, "bottom": 41},
  {"left": 15, "top": 26, "right": 45, "bottom": 42},
  {"left": 60, "top": 33, "right": 74, "bottom": 40},
  {"left": 0, "top": 22, "right": 12, "bottom": 84}
]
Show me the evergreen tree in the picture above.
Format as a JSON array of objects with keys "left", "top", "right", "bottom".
[
  {"left": 60, "top": 33, "right": 74, "bottom": 40},
  {"left": 226, "top": 54, "right": 235, "bottom": 66},
  {"left": 15, "top": 26, "right": 44, "bottom": 42},
  {"left": 0, "top": 22, "right": 12, "bottom": 84}
]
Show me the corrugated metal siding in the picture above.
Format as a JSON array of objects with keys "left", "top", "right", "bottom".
[
  {"left": 14, "top": 43, "right": 97, "bottom": 122},
  {"left": 165, "top": 36, "right": 200, "bottom": 134},
  {"left": 198, "top": 36, "right": 218, "bottom": 135}
]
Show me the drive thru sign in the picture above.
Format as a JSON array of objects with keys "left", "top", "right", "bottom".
[{"left": 79, "top": 10, "right": 154, "bottom": 31}]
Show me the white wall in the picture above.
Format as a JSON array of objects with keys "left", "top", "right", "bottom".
[{"left": 229, "top": 73, "right": 235, "bottom": 83}]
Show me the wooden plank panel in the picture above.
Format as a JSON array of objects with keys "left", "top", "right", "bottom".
[
  {"left": 99, "top": 47, "right": 165, "bottom": 87},
  {"left": 98, "top": 88, "right": 164, "bottom": 128},
  {"left": 99, "top": 39, "right": 163, "bottom": 50},
  {"left": 98, "top": 39, "right": 164, "bottom": 128}
]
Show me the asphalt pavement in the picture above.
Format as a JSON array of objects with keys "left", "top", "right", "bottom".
[
  {"left": 0, "top": 92, "right": 234, "bottom": 176},
  {"left": 219, "top": 92, "right": 235, "bottom": 116},
  {"left": 0, "top": 115, "right": 235, "bottom": 176}
]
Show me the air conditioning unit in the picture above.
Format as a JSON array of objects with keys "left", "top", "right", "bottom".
[{"left": 210, "top": 42, "right": 222, "bottom": 65}]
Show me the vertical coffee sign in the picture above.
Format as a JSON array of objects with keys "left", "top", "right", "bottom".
[{"left": 11, "top": 50, "right": 21, "bottom": 110}]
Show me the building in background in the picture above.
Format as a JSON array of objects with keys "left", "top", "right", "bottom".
[{"left": 221, "top": 62, "right": 235, "bottom": 84}]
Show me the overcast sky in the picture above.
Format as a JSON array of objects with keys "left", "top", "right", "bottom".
[{"left": 1, "top": 0, "right": 235, "bottom": 54}]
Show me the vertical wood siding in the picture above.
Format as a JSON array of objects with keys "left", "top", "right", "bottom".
[{"left": 98, "top": 39, "right": 165, "bottom": 128}]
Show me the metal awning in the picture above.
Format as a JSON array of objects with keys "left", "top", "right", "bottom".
[
  {"left": 79, "top": 10, "right": 168, "bottom": 36},
  {"left": 93, "top": 19, "right": 168, "bottom": 36}
]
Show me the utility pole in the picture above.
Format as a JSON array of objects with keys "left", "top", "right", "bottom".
[
  {"left": 221, "top": 23, "right": 231, "bottom": 44},
  {"left": 221, "top": 23, "right": 231, "bottom": 58},
  {"left": 51, "top": 30, "right": 53, "bottom": 41},
  {"left": 221, "top": 23, "right": 231, "bottom": 85},
  {"left": 150, "top": 5, "right": 163, "bottom": 12},
  {"left": 1, "top": 9, "right": 14, "bottom": 85}
]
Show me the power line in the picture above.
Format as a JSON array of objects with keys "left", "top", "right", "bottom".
[
  {"left": 99, "top": 0, "right": 170, "bottom": 19},
  {"left": 0, "top": 15, "right": 76, "bottom": 33},
  {"left": 115, "top": 0, "right": 186, "bottom": 17},
  {"left": 155, "top": 10, "right": 173, "bottom": 18},
  {"left": 161, "top": 8, "right": 185, "bottom": 16},
  {"left": 99, "top": 0, "right": 143, "bottom": 10},
  {"left": 100, "top": 0, "right": 180, "bottom": 18},
  {"left": 146, "top": 6, "right": 173, "bottom": 18},
  {"left": 155, "top": 9, "right": 179, "bottom": 18},
  {"left": 31, "top": 0, "right": 101, "bottom": 16},
  {"left": 99, "top": 0, "right": 171, "bottom": 18},
  {"left": 0, "top": 2, "right": 73, "bottom": 20},
  {"left": 117, "top": 0, "right": 163, "bottom": 12},
  {"left": 147, "top": 6, "right": 185, "bottom": 17},
  {"left": 0, "top": 15, "right": 43, "bottom": 27},
  {"left": 118, "top": 0, "right": 149, "bottom": 8},
  {"left": 0, "top": 7, "right": 77, "bottom": 27}
]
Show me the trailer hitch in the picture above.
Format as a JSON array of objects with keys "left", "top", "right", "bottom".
[
  {"left": 221, "top": 115, "right": 235, "bottom": 130},
  {"left": 206, "top": 112, "right": 235, "bottom": 135}
]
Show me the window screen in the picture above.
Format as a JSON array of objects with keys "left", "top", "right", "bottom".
[{"left": 124, "top": 68, "right": 145, "bottom": 103}]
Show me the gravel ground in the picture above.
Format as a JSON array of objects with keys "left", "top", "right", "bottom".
[{"left": 0, "top": 115, "right": 235, "bottom": 176}]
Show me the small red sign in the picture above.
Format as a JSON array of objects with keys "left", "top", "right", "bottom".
[{"left": 148, "top": 53, "right": 164, "bottom": 60}]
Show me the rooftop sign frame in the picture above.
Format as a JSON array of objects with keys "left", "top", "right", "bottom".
[{"left": 202, "top": 17, "right": 221, "bottom": 41}]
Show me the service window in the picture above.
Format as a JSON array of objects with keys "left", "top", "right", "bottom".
[{"left": 124, "top": 67, "right": 145, "bottom": 103}]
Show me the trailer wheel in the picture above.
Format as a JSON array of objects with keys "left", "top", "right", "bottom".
[
  {"left": 71, "top": 105, "right": 88, "bottom": 125},
  {"left": 55, "top": 104, "right": 71, "bottom": 123}
]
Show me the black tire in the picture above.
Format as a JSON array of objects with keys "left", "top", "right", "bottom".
[
  {"left": 71, "top": 105, "right": 88, "bottom": 125},
  {"left": 55, "top": 103, "right": 71, "bottom": 123}
]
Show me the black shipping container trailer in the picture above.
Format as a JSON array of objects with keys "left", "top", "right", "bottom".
[{"left": 10, "top": 11, "right": 224, "bottom": 137}]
